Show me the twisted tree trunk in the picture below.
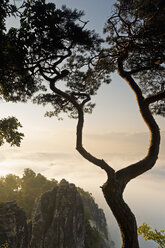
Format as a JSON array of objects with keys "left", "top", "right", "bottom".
[
  {"left": 75, "top": 56, "right": 160, "bottom": 247},
  {"left": 102, "top": 180, "right": 139, "bottom": 248},
  {"left": 47, "top": 57, "right": 161, "bottom": 247}
]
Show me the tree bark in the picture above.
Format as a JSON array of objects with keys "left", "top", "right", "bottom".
[
  {"left": 102, "top": 179, "right": 139, "bottom": 248},
  {"left": 75, "top": 104, "right": 140, "bottom": 247}
]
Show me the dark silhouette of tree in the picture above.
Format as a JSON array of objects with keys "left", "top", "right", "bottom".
[
  {"left": 97, "top": 0, "right": 165, "bottom": 247},
  {"left": 1, "top": 0, "right": 165, "bottom": 247},
  {"left": 0, "top": 0, "right": 43, "bottom": 146}
]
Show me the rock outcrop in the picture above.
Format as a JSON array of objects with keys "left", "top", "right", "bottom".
[
  {"left": 0, "top": 180, "right": 114, "bottom": 248},
  {"left": 0, "top": 201, "right": 28, "bottom": 248},
  {"left": 30, "top": 179, "right": 113, "bottom": 248},
  {"left": 30, "top": 179, "right": 85, "bottom": 248}
]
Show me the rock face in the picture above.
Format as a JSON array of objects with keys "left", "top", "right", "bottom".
[
  {"left": 0, "top": 180, "right": 114, "bottom": 248},
  {"left": 0, "top": 201, "right": 28, "bottom": 248},
  {"left": 79, "top": 188, "right": 108, "bottom": 237},
  {"left": 30, "top": 179, "right": 85, "bottom": 248},
  {"left": 30, "top": 180, "right": 113, "bottom": 248}
]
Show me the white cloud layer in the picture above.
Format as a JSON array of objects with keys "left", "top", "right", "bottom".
[{"left": 0, "top": 130, "right": 164, "bottom": 248}]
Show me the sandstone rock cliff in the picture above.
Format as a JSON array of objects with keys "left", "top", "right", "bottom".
[
  {"left": 30, "top": 179, "right": 113, "bottom": 248},
  {"left": 30, "top": 179, "right": 85, "bottom": 248},
  {"left": 0, "top": 179, "right": 114, "bottom": 248}
]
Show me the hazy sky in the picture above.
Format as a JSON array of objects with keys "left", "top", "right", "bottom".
[{"left": 1, "top": 1, "right": 165, "bottom": 247}]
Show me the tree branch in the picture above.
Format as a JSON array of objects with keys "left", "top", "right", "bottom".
[
  {"left": 128, "top": 66, "right": 152, "bottom": 74},
  {"left": 76, "top": 106, "right": 115, "bottom": 179},
  {"left": 116, "top": 56, "right": 160, "bottom": 183},
  {"left": 43, "top": 71, "right": 115, "bottom": 179},
  {"left": 145, "top": 91, "right": 165, "bottom": 105},
  {"left": 52, "top": 47, "right": 72, "bottom": 68}
]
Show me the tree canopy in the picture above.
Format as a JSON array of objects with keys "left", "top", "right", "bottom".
[
  {"left": 0, "top": 0, "right": 39, "bottom": 147},
  {"left": 103, "top": 0, "right": 165, "bottom": 115},
  {"left": 0, "top": 168, "right": 57, "bottom": 218}
]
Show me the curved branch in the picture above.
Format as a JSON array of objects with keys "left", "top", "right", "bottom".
[
  {"left": 76, "top": 107, "right": 115, "bottom": 179},
  {"left": 46, "top": 74, "right": 115, "bottom": 179},
  {"left": 116, "top": 56, "right": 160, "bottom": 183},
  {"left": 53, "top": 47, "right": 72, "bottom": 68}
]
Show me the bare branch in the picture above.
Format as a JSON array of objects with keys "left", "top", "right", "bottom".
[
  {"left": 76, "top": 107, "right": 115, "bottom": 179},
  {"left": 116, "top": 56, "right": 160, "bottom": 183}
]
